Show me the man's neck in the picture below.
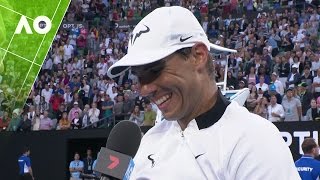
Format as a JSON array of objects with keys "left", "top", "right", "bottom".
[
  {"left": 303, "top": 153, "right": 314, "bottom": 158},
  {"left": 178, "top": 80, "right": 217, "bottom": 131}
]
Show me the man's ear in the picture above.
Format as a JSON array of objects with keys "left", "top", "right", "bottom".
[{"left": 191, "top": 43, "right": 209, "bottom": 72}]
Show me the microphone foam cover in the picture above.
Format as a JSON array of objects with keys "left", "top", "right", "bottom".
[{"left": 106, "top": 120, "right": 142, "bottom": 157}]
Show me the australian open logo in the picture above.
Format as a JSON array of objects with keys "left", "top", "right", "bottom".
[{"left": 14, "top": 15, "right": 52, "bottom": 34}]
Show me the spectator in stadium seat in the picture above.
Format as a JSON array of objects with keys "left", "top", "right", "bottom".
[
  {"left": 129, "top": 105, "right": 144, "bottom": 126},
  {"left": 298, "top": 82, "right": 313, "bottom": 121},
  {"left": 71, "top": 111, "right": 82, "bottom": 130},
  {"left": 41, "top": 84, "right": 53, "bottom": 104},
  {"left": 312, "top": 69, "right": 320, "bottom": 99},
  {"left": 64, "top": 86, "right": 73, "bottom": 108},
  {"left": 263, "top": 84, "right": 282, "bottom": 104},
  {"left": 58, "top": 111, "right": 71, "bottom": 130},
  {"left": 7, "top": 111, "right": 21, "bottom": 131},
  {"left": 295, "top": 138, "right": 320, "bottom": 180},
  {"left": 310, "top": 53, "right": 320, "bottom": 76},
  {"left": 18, "top": 114, "right": 32, "bottom": 132},
  {"left": 81, "top": 104, "right": 90, "bottom": 128},
  {"left": 142, "top": 103, "right": 156, "bottom": 126},
  {"left": 246, "top": 66, "right": 258, "bottom": 85},
  {"left": 26, "top": 106, "right": 36, "bottom": 123},
  {"left": 270, "top": 72, "right": 285, "bottom": 96},
  {"left": 89, "top": 102, "right": 100, "bottom": 127},
  {"left": 69, "top": 152, "right": 84, "bottom": 180},
  {"left": 246, "top": 85, "right": 259, "bottom": 112},
  {"left": 282, "top": 88, "right": 302, "bottom": 122},
  {"left": 0, "top": 111, "right": 10, "bottom": 131},
  {"left": 70, "top": 93, "right": 84, "bottom": 110},
  {"left": 301, "top": 66, "right": 313, "bottom": 93},
  {"left": 255, "top": 75, "right": 269, "bottom": 92},
  {"left": 38, "top": 96, "right": 49, "bottom": 114},
  {"left": 236, "top": 71, "right": 247, "bottom": 86},
  {"left": 286, "top": 64, "right": 301, "bottom": 88},
  {"left": 80, "top": 79, "right": 90, "bottom": 105},
  {"left": 39, "top": 111, "right": 54, "bottom": 130},
  {"left": 114, "top": 95, "right": 125, "bottom": 122},
  {"left": 226, "top": 70, "right": 238, "bottom": 89},
  {"left": 278, "top": 55, "right": 291, "bottom": 85},
  {"left": 32, "top": 110, "right": 41, "bottom": 131},
  {"left": 68, "top": 102, "right": 83, "bottom": 122},
  {"left": 107, "top": 79, "right": 118, "bottom": 101},
  {"left": 128, "top": 84, "right": 139, "bottom": 100},
  {"left": 101, "top": 94, "right": 114, "bottom": 126},
  {"left": 253, "top": 96, "right": 269, "bottom": 119},
  {"left": 267, "top": 94, "right": 285, "bottom": 122},
  {"left": 63, "top": 40, "right": 74, "bottom": 61},
  {"left": 49, "top": 91, "right": 65, "bottom": 116},
  {"left": 238, "top": 80, "right": 246, "bottom": 89},
  {"left": 135, "top": 95, "right": 149, "bottom": 111},
  {"left": 123, "top": 93, "right": 134, "bottom": 120},
  {"left": 305, "top": 99, "right": 320, "bottom": 121},
  {"left": 56, "top": 104, "right": 66, "bottom": 124},
  {"left": 257, "top": 65, "right": 271, "bottom": 84}
]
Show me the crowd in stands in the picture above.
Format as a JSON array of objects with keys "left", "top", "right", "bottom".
[{"left": 0, "top": 0, "right": 320, "bottom": 132}]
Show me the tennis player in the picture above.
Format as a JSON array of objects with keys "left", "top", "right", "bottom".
[{"left": 107, "top": 6, "right": 300, "bottom": 180}]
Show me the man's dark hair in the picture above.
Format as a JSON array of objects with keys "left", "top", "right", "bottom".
[
  {"left": 270, "top": 94, "right": 277, "bottom": 98},
  {"left": 302, "top": 138, "right": 317, "bottom": 154},
  {"left": 175, "top": 47, "right": 214, "bottom": 79},
  {"left": 22, "top": 146, "right": 30, "bottom": 154}
]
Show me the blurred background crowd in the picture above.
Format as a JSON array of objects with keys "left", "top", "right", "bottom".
[{"left": 0, "top": 0, "right": 319, "bottom": 132}]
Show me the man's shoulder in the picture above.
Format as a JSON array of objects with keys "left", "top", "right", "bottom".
[
  {"left": 295, "top": 157, "right": 320, "bottom": 166},
  {"left": 216, "top": 103, "right": 299, "bottom": 179},
  {"left": 221, "top": 102, "right": 269, "bottom": 124},
  {"left": 217, "top": 102, "right": 281, "bottom": 141},
  {"left": 273, "top": 102, "right": 282, "bottom": 107},
  {"left": 310, "top": 158, "right": 320, "bottom": 166},
  {"left": 18, "top": 155, "right": 27, "bottom": 161}
]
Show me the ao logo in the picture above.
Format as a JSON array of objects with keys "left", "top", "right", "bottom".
[{"left": 14, "top": 15, "right": 52, "bottom": 34}]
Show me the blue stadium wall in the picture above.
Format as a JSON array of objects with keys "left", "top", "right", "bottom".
[{"left": 0, "top": 123, "right": 319, "bottom": 180}]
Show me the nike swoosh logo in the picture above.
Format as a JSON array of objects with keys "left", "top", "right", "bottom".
[
  {"left": 180, "top": 36, "right": 192, "bottom": 42},
  {"left": 195, "top": 153, "right": 205, "bottom": 159}
]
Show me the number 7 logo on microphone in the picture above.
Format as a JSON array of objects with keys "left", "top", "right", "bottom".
[{"left": 108, "top": 155, "right": 120, "bottom": 169}]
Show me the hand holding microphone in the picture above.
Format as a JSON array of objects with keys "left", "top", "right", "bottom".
[{"left": 94, "top": 120, "right": 142, "bottom": 180}]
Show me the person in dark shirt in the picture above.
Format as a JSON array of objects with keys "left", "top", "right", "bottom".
[
  {"left": 71, "top": 112, "right": 82, "bottom": 129},
  {"left": 301, "top": 66, "right": 313, "bottom": 92},
  {"left": 134, "top": 96, "right": 149, "bottom": 111},
  {"left": 83, "top": 148, "right": 94, "bottom": 175},
  {"left": 278, "top": 56, "right": 291, "bottom": 79},
  {"left": 298, "top": 82, "right": 313, "bottom": 121},
  {"left": 263, "top": 84, "right": 282, "bottom": 104},
  {"left": 226, "top": 71, "right": 238, "bottom": 89},
  {"left": 18, "top": 114, "right": 32, "bottom": 132}
]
